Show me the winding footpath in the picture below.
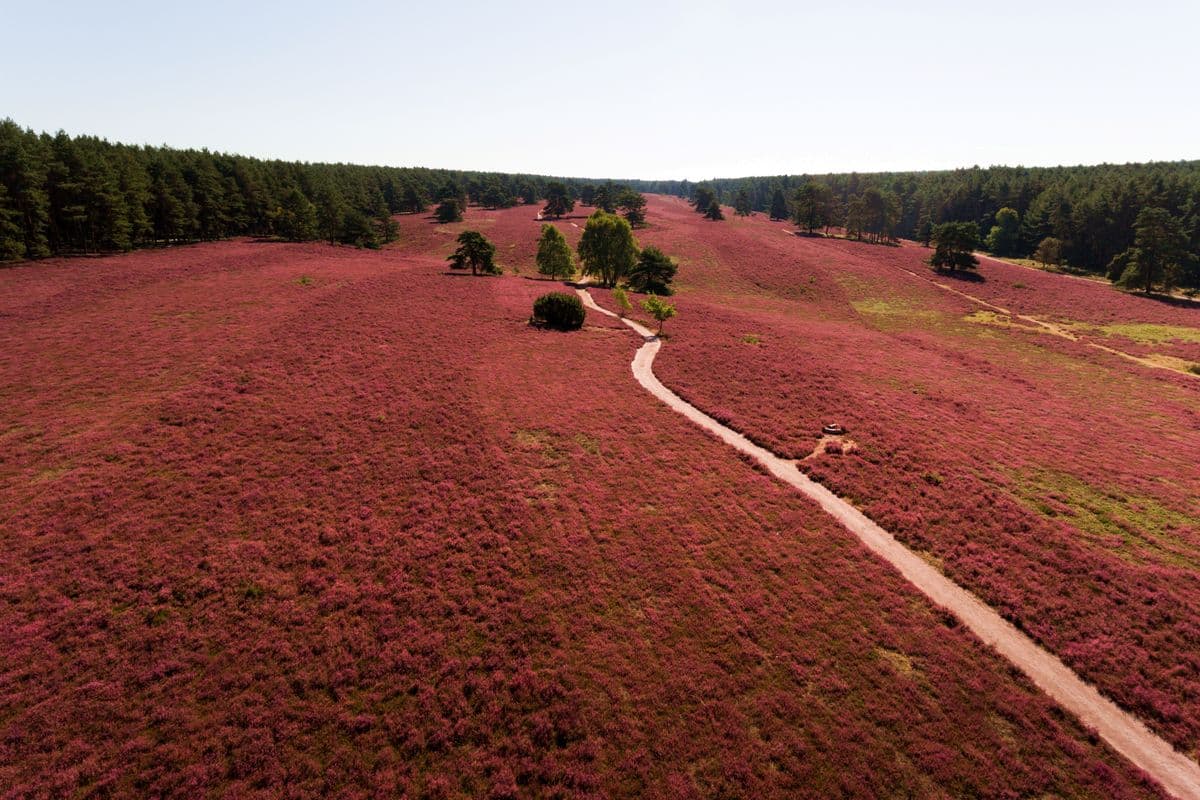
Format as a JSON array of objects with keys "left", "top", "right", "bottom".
[{"left": 576, "top": 287, "right": 1200, "bottom": 800}]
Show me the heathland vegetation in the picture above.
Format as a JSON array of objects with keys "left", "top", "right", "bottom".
[{"left": 1, "top": 187, "right": 1193, "bottom": 797}]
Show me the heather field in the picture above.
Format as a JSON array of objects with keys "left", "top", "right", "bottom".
[
  {"left": 0, "top": 231, "right": 1170, "bottom": 797},
  {"left": 556, "top": 196, "right": 1199, "bottom": 755}
]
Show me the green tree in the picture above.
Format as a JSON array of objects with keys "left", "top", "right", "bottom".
[
  {"left": 447, "top": 230, "right": 498, "bottom": 275},
  {"left": 768, "top": 188, "right": 789, "bottom": 221},
  {"left": 373, "top": 195, "right": 399, "bottom": 244},
  {"left": 543, "top": 181, "right": 574, "bottom": 218},
  {"left": 845, "top": 195, "right": 868, "bottom": 240},
  {"left": 930, "top": 222, "right": 980, "bottom": 271},
  {"left": 1108, "top": 207, "right": 1187, "bottom": 293},
  {"left": 641, "top": 295, "right": 677, "bottom": 335},
  {"left": 703, "top": 198, "right": 724, "bottom": 220},
  {"left": 276, "top": 187, "right": 318, "bottom": 241},
  {"left": 480, "top": 181, "right": 510, "bottom": 209},
  {"left": 315, "top": 184, "right": 344, "bottom": 243},
  {"left": 734, "top": 188, "right": 752, "bottom": 216},
  {"left": 693, "top": 185, "right": 717, "bottom": 214},
  {"left": 340, "top": 208, "right": 379, "bottom": 248},
  {"left": 916, "top": 216, "right": 934, "bottom": 247},
  {"left": 536, "top": 223, "right": 575, "bottom": 280},
  {"left": 1034, "top": 236, "right": 1063, "bottom": 268},
  {"left": 792, "top": 181, "right": 832, "bottom": 234},
  {"left": 592, "top": 182, "right": 618, "bottom": 213},
  {"left": 617, "top": 190, "right": 647, "bottom": 226},
  {"left": 434, "top": 197, "right": 463, "bottom": 223},
  {"left": 0, "top": 183, "right": 25, "bottom": 260},
  {"left": 985, "top": 207, "right": 1021, "bottom": 256},
  {"left": 401, "top": 185, "right": 426, "bottom": 213},
  {"left": 612, "top": 285, "right": 633, "bottom": 317},
  {"left": 578, "top": 209, "right": 638, "bottom": 287},
  {"left": 627, "top": 246, "right": 677, "bottom": 294}
]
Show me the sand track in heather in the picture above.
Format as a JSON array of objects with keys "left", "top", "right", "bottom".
[{"left": 576, "top": 286, "right": 1200, "bottom": 800}]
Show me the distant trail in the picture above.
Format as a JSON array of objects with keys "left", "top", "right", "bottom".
[
  {"left": 576, "top": 286, "right": 1200, "bottom": 800},
  {"left": 893, "top": 255, "right": 1198, "bottom": 380}
]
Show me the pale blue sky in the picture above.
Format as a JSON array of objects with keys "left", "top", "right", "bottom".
[{"left": 3, "top": 0, "right": 1198, "bottom": 180}]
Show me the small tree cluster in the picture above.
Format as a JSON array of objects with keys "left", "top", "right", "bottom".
[
  {"left": 792, "top": 182, "right": 834, "bottom": 234},
  {"left": 1106, "top": 207, "right": 1187, "bottom": 293},
  {"left": 577, "top": 210, "right": 680, "bottom": 296}
]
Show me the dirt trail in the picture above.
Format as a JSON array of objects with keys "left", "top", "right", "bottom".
[
  {"left": 893, "top": 261, "right": 1198, "bottom": 379},
  {"left": 576, "top": 287, "right": 1200, "bottom": 800}
]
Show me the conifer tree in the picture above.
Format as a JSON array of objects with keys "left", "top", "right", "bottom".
[{"left": 768, "top": 188, "right": 789, "bottom": 221}]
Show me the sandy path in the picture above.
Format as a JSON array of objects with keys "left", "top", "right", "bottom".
[
  {"left": 576, "top": 287, "right": 1200, "bottom": 800},
  {"left": 891, "top": 260, "right": 1199, "bottom": 380}
]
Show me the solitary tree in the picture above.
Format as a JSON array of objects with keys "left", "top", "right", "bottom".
[
  {"left": 1034, "top": 236, "right": 1063, "bottom": 268},
  {"left": 1107, "top": 207, "right": 1187, "bottom": 293},
  {"left": 627, "top": 246, "right": 677, "bottom": 294},
  {"left": 543, "top": 181, "right": 574, "bottom": 219},
  {"left": 435, "top": 198, "right": 463, "bottom": 223},
  {"left": 641, "top": 295, "right": 677, "bottom": 335},
  {"left": 617, "top": 190, "right": 647, "bottom": 226},
  {"left": 734, "top": 188, "right": 753, "bottom": 216},
  {"left": 693, "top": 185, "right": 717, "bottom": 214},
  {"left": 447, "top": 230, "right": 498, "bottom": 275},
  {"left": 792, "top": 181, "right": 832, "bottom": 234},
  {"left": 704, "top": 198, "right": 724, "bottom": 221},
  {"left": 930, "top": 221, "right": 980, "bottom": 271},
  {"left": 985, "top": 207, "right": 1021, "bottom": 256},
  {"left": 577, "top": 209, "right": 638, "bottom": 287},
  {"left": 768, "top": 188, "right": 789, "bottom": 221},
  {"left": 536, "top": 223, "right": 575, "bottom": 280}
]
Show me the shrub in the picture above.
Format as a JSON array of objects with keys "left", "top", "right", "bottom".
[
  {"left": 532, "top": 292, "right": 585, "bottom": 331},
  {"left": 612, "top": 286, "right": 633, "bottom": 317}
]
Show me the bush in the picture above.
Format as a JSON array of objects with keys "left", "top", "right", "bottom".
[{"left": 532, "top": 292, "right": 585, "bottom": 331}]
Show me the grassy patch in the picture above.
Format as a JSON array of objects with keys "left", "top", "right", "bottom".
[
  {"left": 873, "top": 647, "right": 916, "bottom": 677},
  {"left": 741, "top": 333, "right": 761, "bottom": 345},
  {"left": 1012, "top": 469, "right": 1200, "bottom": 569},
  {"left": 962, "top": 310, "right": 1047, "bottom": 334}
]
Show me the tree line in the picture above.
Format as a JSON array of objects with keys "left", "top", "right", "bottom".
[
  {"left": 0, "top": 119, "right": 633, "bottom": 261},
  {"left": 634, "top": 162, "right": 1200, "bottom": 289}
]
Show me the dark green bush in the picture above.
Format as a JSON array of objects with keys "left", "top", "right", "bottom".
[{"left": 532, "top": 292, "right": 585, "bottom": 331}]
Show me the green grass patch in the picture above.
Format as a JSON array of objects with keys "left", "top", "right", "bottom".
[
  {"left": 1096, "top": 322, "right": 1200, "bottom": 346},
  {"left": 1011, "top": 468, "right": 1200, "bottom": 569}
]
